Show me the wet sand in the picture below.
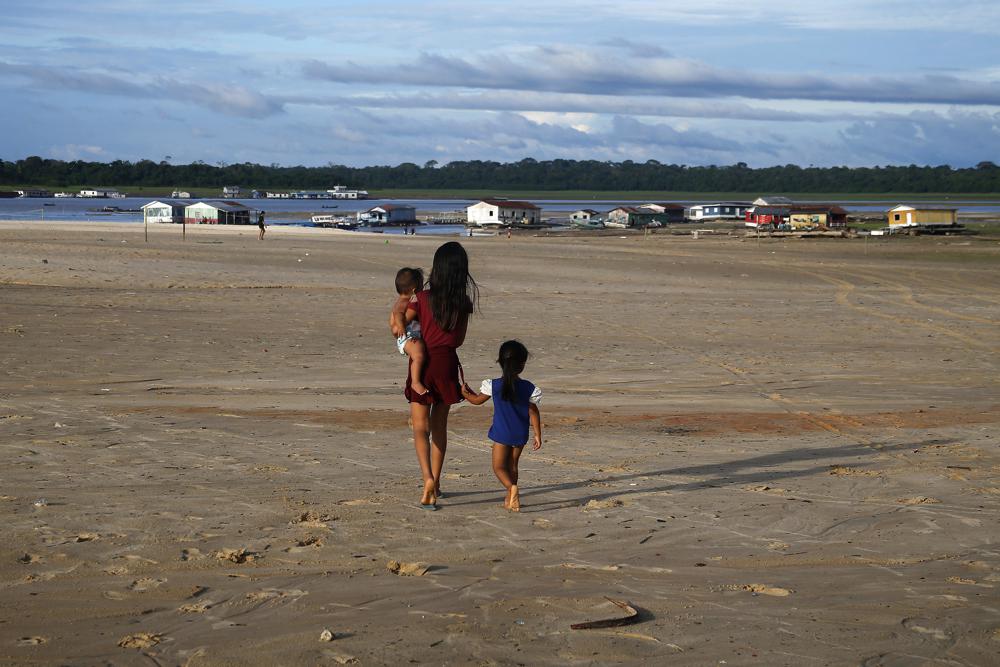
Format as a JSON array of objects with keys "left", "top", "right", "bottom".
[{"left": 1, "top": 220, "right": 999, "bottom": 665}]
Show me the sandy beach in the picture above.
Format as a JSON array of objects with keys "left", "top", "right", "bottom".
[{"left": 1, "top": 220, "right": 999, "bottom": 665}]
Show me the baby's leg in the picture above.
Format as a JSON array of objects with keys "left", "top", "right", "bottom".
[{"left": 405, "top": 338, "right": 428, "bottom": 395}]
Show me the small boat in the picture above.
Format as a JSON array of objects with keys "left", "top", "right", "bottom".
[
  {"left": 43, "top": 202, "right": 55, "bottom": 206},
  {"left": 570, "top": 219, "right": 605, "bottom": 229}
]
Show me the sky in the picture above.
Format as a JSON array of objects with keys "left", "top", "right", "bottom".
[{"left": 1, "top": 0, "right": 999, "bottom": 168}]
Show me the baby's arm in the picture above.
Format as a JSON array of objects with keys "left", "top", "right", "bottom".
[
  {"left": 461, "top": 383, "right": 492, "bottom": 406},
  {"left": 389, "top": 294, "right": 409, "bottom": 336},
  {"left": 528, "top": 403, "right": 542, "bottom": 450}
]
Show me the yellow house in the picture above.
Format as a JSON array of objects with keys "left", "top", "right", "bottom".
[{"left": 888, "top": 205, "right": 957, "bottom": 227}]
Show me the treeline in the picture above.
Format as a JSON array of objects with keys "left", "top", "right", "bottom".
[{"left": 3, "top": 156, "right": 1000, "bottom": 193}]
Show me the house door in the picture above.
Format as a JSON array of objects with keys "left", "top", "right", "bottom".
[{"left": 906, "top": 212, "right": 912, "bottom": 224}]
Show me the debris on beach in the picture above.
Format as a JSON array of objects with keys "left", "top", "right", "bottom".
[
  {"left": 387, "top": 560, "right": 431, "bottom": 576},
  {"left": 740, "top": 584, "right": 792, "bottom": 597},
  {"left": 583, "top": 498, "right": 624, "bottom": 510},
  {"left": 570, "top": 597, "right": 641, "bottom": 630},
  {"left": 897, "top": 496, "right": 941, "bottom": 505},
  {"left": 214, "top": 548, "right": 257, "bottom": 564},
  {"left": 117, "top": 632, "right": 162, "bottom": 649},
  {"left": 319, "top": 629, "right": 335, "bottom": 642}
]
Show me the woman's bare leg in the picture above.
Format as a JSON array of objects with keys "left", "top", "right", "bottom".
[
  {"left": 410, "top": 402, "right": 435, "bottom": 505},
  {"left": 429, "top": 403, "right": 451, "bottom": 495}
]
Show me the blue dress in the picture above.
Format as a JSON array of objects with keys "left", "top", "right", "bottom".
[{"left": 484, "top": 377, "right": 539, "bottom": 447}]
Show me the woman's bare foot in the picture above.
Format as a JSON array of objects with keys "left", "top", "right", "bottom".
[
  {"left": 508, "top": 485, "right": 520, "bottom": 512},
  {"left": 421, "top": 479, "right": 437, "bottom": 506}
]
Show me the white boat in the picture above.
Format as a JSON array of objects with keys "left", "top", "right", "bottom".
[
  {"left": 54, "top": 192, "right": 76, "bottom": 198},
  {"left": 571, "top": 219, "right": 605, "bottom": 229}
]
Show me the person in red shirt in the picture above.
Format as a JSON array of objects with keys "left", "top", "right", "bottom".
[{"left": 402, "top": 242, "right": 478, "bottom": 509}]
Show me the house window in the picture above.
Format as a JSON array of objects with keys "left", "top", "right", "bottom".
[
  {"left": 894, "top": 214, "right": 900, "bottom": 221},
  {"left": 489, "top": 210, "right": 494, "bottom": 216}
]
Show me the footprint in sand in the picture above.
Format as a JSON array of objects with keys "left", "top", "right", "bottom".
[
  {"left": 897, "top": 496, "right": 941, "bottom": 505},
  {"left": 18, "top": 637, "right": 48, "bottom": 646},
  {"left": 118, "top": 632, "right": 163, "bottom": 649},
  {"left": 829, "top": 465, "right": 881, "bottom": 477},
  {"left": 766, "top": 541, "right": 790, "bottom": 551},
  {"left": 902, "top": 617, "right": 951, "bottom": 642},
  {"left": 728, "top": 583, "right": 792, "bottom": 597},
  {"left": 75, "top": 532, "right": 100, "bottom": 542},
  {"left": 180, "top": 548, "right": 204, "bottom": 561},
  {"left": 128, "top": 577, "right": 166, "bottom": 592},
  {"left": 583, "top": 498, "right": 625, "bottom": 510},
  {"left": 17, "top": 553, "right": 42, "bottom": 564},
  {"left": 177, "top": 602, "right": 212, "bottom": 613}
]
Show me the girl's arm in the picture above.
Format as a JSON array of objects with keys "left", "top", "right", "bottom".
[
  {"left": 528, "top": 404, "right": 542, "bottom": 450},
  {"left": 453, "top": 313, "right": 469, "bottom": 347},
  {"left": 461, "top": 383, "right": 491, "bottom": 405}
]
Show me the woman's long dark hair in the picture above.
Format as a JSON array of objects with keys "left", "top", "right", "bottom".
[
  {"left": 497, "top": 340, "right": 529, "bottom": 402},
  {"left": 429, "top": 241, "right": 478, "bottom": 331}
]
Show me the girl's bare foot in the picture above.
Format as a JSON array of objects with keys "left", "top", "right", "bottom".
[
  {"left": 421, "top": 479, "right": 437, "bottom": 507},
  {"left": 508, "top": 485, "right": 520, "bottom": 512}
]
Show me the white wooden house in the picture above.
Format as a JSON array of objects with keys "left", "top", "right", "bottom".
[
  {"left": 79, "top": 188, "right": 121, "bottom": 198},
  {"left": 570, "top": 209, "right": 600, "bottom": 222},
  {"left": 222, "top": 186, "right": 241, "bottom": 198},
  {"left": 141, "top": 200, "right": 186, "bottom": 224},
  {"left": 467, "top": 199, "right": 541, "bottom": 226},
  {"left": 184, "top": 201, "right": 251, "bottom": 225}
]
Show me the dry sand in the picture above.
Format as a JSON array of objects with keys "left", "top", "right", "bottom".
[{"left": 1, "top": 220, "right": 999, "bottom": 665}]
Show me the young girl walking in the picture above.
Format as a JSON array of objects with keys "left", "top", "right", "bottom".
[
  {"left": 403, "top": 242, "right": 478, "bottom": 510},
  {"left": 461, "top": 340, "right": 542, "bottom": 512}
]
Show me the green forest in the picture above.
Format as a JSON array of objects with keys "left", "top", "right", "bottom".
[{"left": 3, "top": 157, "right": 999, "bottom": 193}]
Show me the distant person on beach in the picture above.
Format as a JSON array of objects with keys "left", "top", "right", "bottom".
[
  {"left": 257, "top": 210, "right": 266, "bottom": 240},
  {"left": 390, "top": 267, "right": 428, "bottom": 397},
  {"left": 462, "top": 340, "right": 542, "bottom": 512},
  {"left": 402, "top": 242, "right": 477, "bottom": 509}
]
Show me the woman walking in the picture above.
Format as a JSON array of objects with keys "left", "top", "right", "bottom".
[{"left": 401, "top": 242, "right": 478, "bottom": 509}]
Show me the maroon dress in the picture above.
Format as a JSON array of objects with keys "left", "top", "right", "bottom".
[{"left": 404, "top": 290, "right": 468, "bottom": 405}]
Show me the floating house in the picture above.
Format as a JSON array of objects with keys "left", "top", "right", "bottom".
[
  {"left": 184, "top": 201, "right": 251, "bottom": 225},
  {"left": 887, "top": 205, "right": 957, "bottom": 227},
  {"left": 687, "top": 202, "right": 751, "bottom": 221},
  {"left": 328, "top": 185, "right": 369, "bottom": 199},
  {"left": 605, "top": 206, "right": 671, "bottom": 228},
  {"left": 745, "top": 204, "right": 848, "bottom": 229},
  {"left": 639, "top": 203, "right": 686, "bottom": 223},
  {"left": 222, "top": 186, "right": 241, "bottom": 198},
  {"left": 141, "top": 200, "right": 186, "bottom": 224},
  {"left": 357, "top": 204, "right": 417, "bottom": 225},
  {"left": 467, "top": 199, "right": 541, "bottom": 226},
  {"left": 570, "top": 209, "right": 600, "bottom": 223},
  {"left": 79, "top": 188, "right": 122, "bottom": 198},
  {"left": 17, "top": 189, "right": 52, "bottom": 198},
  {"left": 171, "top": 190, "right": 197, "bottom": 199}
]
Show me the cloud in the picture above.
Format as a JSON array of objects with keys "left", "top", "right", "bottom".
[
  {"left": 302, "top": 47, "right": 1000, "bottom": 106},
  {"left": 49, "top": 143, "right": 107, "bottom": 160},
  {"left": 283, "top": 90, "right": 839, "bottom": 123},
  {"left": 840, "top": 110, "right": 1000, "bottom": 165},
  {"left": 0, "top": 61, "right": 284, "bottom": 118}
]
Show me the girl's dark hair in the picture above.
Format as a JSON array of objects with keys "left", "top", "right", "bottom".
[
  {"left": 497, "top": 340, "right": 529, "bottom": 402},
  {"left": 428, "top": 241, "right": 478, "bottom": 331},
  {"left": 394, "top": 267, "right": 424, "bottom": 294}
]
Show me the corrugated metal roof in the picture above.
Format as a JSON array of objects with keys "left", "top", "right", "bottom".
[{"left": 478, "top": 198, "right": 540, "bottom": 210}]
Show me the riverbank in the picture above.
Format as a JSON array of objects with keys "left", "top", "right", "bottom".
[{"left": 1, "top": 225, "right": 998, "bottom": 665}]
